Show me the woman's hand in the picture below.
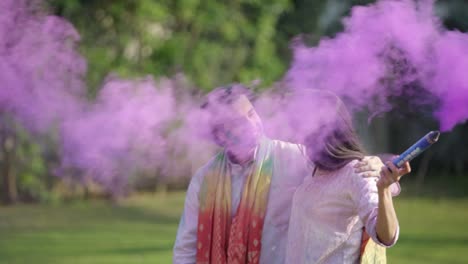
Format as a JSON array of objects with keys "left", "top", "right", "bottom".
[
  {"left": 377, "top": 161, "right": 411, "bottom": 190},
  {"left": 375, "top": 160, "right": 410, "bottom": 245},
  {"left": 354, "top": 156, "right": 385, "bottom": 177}
]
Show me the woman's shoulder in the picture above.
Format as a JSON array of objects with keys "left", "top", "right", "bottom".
[
  {"left": 339, "top": 159, "right": 360, "bottom": 174},
  {"left": 340, "top": 158, "right": 381, "bottom": 195},
  {"left": 338, "top": 159, "right": 364, "bottom": 184}
]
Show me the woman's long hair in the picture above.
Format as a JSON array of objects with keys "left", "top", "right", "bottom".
[{"left": 302, "top": 91, "right": 366, "bottom": 171}]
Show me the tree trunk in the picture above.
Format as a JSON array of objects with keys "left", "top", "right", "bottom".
[{"left": 1, "top": 135, "right": 17, "bottom": 204}]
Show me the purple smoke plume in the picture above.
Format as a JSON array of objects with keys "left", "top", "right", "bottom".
[
  {"left": 60, "top": 76, "right": 214, "bottom": 194},
  {"left": 0, "top": 0, "right": 214, "bottom": 195},
  {"left": 285, "top": 0, "right": 468, "bottom": 132},
  {"left": 0, "top": 0, "right": 86, "bottom": 133}
]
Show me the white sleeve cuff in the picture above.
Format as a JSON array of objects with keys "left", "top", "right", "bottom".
[
  {"left": 366, "top": 209, "right": 400, "bottom": 248},
  {"left": 390, "top": 182, "right": 401, "bottom": 197}
]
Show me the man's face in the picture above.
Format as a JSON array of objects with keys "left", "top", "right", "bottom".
[{"left": 211, "top": 95, "right": 263, "bottom": 155}]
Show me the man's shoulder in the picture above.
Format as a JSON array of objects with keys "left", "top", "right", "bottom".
[
  {"left": 190, "top": 153, "right": 220, "bottom": 184},
  {"left": 267, "top": 139, "right": 309, "bottom": 187},
  {"left": 268, "top": 139, "right": 305, "bottom": 154},
  {"left": 267, "top": 139, "right": 309, "bottom": 172}
]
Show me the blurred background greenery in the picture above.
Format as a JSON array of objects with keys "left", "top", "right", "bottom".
[{"left": 1, "top": 0, "right": 468, "bottom": 263}]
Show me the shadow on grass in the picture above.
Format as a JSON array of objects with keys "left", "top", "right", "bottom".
[
  {"left": 106, "top": 205, "right": 180, "bottom": 225},
  {"left": 99, "top": 245, "right": 172, "bottom": 255}
]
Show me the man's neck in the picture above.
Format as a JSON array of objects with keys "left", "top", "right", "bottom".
[{"left": 227, "top": 147, "right": 256, "bottom": 167}]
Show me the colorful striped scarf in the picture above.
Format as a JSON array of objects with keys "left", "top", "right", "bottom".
[{"left": 196, "top": 139, "right": 273, "bottom": 264}]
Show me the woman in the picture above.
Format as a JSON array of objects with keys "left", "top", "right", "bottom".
[{"left": 285, "top": 91, "right": 410, "bottom": 263}]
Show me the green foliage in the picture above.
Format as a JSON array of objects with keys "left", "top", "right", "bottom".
[
  {"left": 438, "top": 0, "right": 468, "bottom": 32},
  {"left": 48, "top": 0, "right": 291, "bottom": 94},
  {"left": 14, "top": 126, "right": 52, "bottom": 203}
]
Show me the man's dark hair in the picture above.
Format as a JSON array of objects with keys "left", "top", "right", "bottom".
[{"left": 201, "top": 84, "right": 254, "bottom": 109}]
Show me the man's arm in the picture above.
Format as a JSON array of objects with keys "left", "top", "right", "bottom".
[{"left": 173, "top": 168, "right": 205, "bottom": 264}]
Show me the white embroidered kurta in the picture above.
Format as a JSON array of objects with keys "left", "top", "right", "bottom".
[
  {"left": 173, "top": 139, "right": 309, "bottom": 264},
  {"left": 285, "top": 159, "right": 399, "bottom": 264}
]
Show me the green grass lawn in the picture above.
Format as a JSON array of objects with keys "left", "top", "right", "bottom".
[
  {"left": 389, "top": 197, "right": 468, "bottom": 264},
  {"left": 1, "top": 192, "right": 467, "bottom": 263}
]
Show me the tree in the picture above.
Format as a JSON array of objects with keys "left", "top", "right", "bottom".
[
  {"left": 49, "top": 0, "right": 290, "bottom": 95},
  {"left": 0, "top": 0, "right": 85, "bottom": 203},
  {"left": 0, "top": 115, "right": 17, "bottom": 204}
]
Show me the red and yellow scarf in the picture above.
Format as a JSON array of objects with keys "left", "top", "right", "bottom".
[{"left": 196, "top": 140, "right": 273, "bottom": 264}]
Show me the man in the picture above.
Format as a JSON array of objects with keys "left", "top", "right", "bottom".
[{"left": 173, "top": 85, "right": 383, "bottom": 264}]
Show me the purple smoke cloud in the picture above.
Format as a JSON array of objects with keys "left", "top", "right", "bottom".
[
  {"left": 0, "top": 0, "right": 86, "bottom": 133},
  {"left": 60, "top": 76, "right": 214, "bottom": 194},
  {"left": 285, "top": 0, "right": 468, "bottom": 132}
]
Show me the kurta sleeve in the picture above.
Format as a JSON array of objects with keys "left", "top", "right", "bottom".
[
  {"left": 349, "top": 163, "right": 399, "bottom": 248},
  {"left": 173, "top": 167, "right": 206, "bottom": 263}
]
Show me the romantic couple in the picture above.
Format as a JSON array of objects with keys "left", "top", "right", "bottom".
[{"left": 173, "top": 85, "right": 410, "bottom": 264}]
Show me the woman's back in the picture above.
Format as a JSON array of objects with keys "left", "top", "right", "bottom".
[{"left": 285, "top": 159, "right": 397, "bottom": 264}]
